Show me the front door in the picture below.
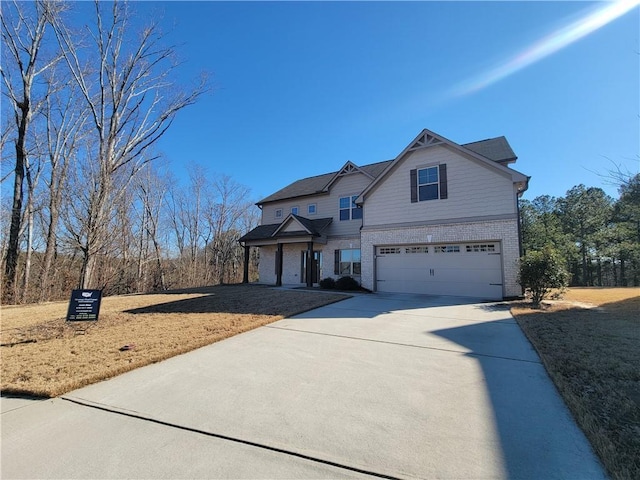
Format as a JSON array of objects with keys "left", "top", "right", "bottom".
[{"left": 301, "top": 251, "right": 322, "bottom": 284}]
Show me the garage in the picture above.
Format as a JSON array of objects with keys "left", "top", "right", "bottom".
[{"left": 375, "top": 243, "right": 503, "bottom": 299}]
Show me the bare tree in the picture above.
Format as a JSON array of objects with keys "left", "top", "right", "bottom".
[
  {"left": 135, "top": 163, "right": 169, "bottom": 291},
  {"left": 37, "top": 70, "right": 87, "bottom": 301},
  {"left": 1, "top": 0, "right": 64, "bottom": 302},
  {"left": 18, "top": 135, "right": 45, "bottom": 302},
  {"left": 51, "top": 0, "right": 206, "bottom": 288},
  {"left": 205, "top": 175, "right": 253, "bottom": 284},
  {"left": 167, "top": 165, "right": 208, "bottom": 287}
]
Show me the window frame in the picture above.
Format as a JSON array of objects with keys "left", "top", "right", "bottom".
[
  {"left": 411, "top": 164, "right": 447, "bottom": 203},
  {"left": 417, "top": 166, "right": 439, "bottom": 201},
  {"left": 291, "top": 206, "right": 299, "bottom": 215},
  {"left": 307, "top": 203, "right": 317, "bottom": 215},
  {"left": 339, "top": 195, "right": 362, "bottom": 221},
  {"left": 336, "top": 248, "right": 361, "bottom": 276},
  {"left": 275, "top": 208, "right": 283, "bottom": 219}
]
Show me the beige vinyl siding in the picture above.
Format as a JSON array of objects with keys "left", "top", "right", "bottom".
[
  {"left": 364, "top": 145, "right": 518, "bottom": 227},
  {"left": 261, "top": 172, "right": 372, "bottom": 237},
  {"left": 281, "top": 220, "right": 303, "bottom": 233}
]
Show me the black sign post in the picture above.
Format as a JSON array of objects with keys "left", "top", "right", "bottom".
[{"left": 66, "top": 289, "right": 102, "bottom": 321}]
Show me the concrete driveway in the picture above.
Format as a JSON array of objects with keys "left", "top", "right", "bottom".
[{"left": 2, "top": 293, "right": 606, "bottom": 479}]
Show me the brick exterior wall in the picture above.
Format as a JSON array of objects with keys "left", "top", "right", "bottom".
[
  {"left": 360, "top": 218, "right": 522, "bottom": 297},
  {"left": 321, "top": 237, "right": 361, "bottom": 282},
  {"left": 257, "top": 220, "right": 521, "bottom": 297},
  {"left": 258, "top": 245, "right": 276, "bottom": 284},
  {"left": 259, "top": 244, "right": 308, "bottom": 285},
  {"left": 258, "top": 239, "right": 362, "bottom": 285}
]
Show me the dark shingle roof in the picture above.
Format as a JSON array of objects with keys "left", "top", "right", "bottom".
[
  {"left": 239, "top": 216, "right": 333, "bottom": 242},
  {"left": 257, "top": 160, "right": 394, "bottom": 205},
  {"left": 462, "top": 137, "right": 517, "bottom": 164},
  {"left": 257, "top": 137, "right": 516, "bottom": 205},
  {"left": 291, "top": 214, "right": 333, "bottom": 234},
  {"left": 238, "top": 223, "right": 280, "bottom": 242}
]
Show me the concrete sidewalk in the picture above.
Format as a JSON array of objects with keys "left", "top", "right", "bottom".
[{"left": 1, "top": 293, "right": 606, "bottom": 479}]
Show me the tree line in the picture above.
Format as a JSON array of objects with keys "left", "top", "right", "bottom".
[
  {"left": 521, "top": 174, "right": 640, "bottom": 288},
  {"left": 1, "top": 0, "right": 259, "bottom": 304}
]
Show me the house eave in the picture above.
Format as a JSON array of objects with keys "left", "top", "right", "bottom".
[{"left": 241, "top": 234, "right": 328, "bottom": 247}]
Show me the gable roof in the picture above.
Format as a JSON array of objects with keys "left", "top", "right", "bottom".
[
  {"left": 257, "top": 131, "right": 525, "bottom": 205},
  {"left": 357, "top": 129, "right": 529, "bottom": 203},
  {"left": 257, "top": 160, "right": 393, "bottom": 205},
  {"left": 238, "top": 215, "right": 333, "bottom": 242},
  {"left": 463, "top": 136, "right": 517, "bottom": 165},
  {"left": 272, "top": 213, "right": 333, "bottom": 237},
  {"left": 322, "top": 161, "right": 375, "bottom": 192}
]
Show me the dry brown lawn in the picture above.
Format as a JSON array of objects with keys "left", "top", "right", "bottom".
[
  {"left": 512, "top": 287, "right": 640, "bottom": 480},
  {"left": 1, "top": 284, "right": 348, "bottom": 398}
]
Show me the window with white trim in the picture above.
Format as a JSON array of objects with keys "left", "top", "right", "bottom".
[
  {"left": 275, "top": 209, "right": 283, "bottom": 219},
  {"left": 291, "top": 206, "right": 299, "bottom": 215},
  {"left": 308, "top": 204, "right": 316, "bottom": 215},
  {"left": 339, "top": 195, "right": 362, "bottom": 221},
  {"left": 418, "top": 166, "right": 439, "bottom": 201}
]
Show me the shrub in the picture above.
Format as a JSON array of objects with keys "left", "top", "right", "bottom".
[
  {"left": 519, "top": 247, "right": 569, "bottom": 307},
  {"left": 319, "top": 277, "right": 336, "bottom": 289},
  {"left": 335, "top": 276, "right": 360, "bottom": 291}
]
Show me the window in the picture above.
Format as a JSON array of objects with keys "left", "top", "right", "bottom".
[
  {"left": 335, "top": 249, "right": 361, "bottom": 275},
  {"left": 411, "top": 164, "right": 447, "bottom": 203},
  {"left": 466, "top": 244, "right": 496, "bottom": 253},
  {"left": 378, "top": 247, "right": 401, "bottom": 255},
  {"left": 291, "top": 206, "right": 299, "bottom": 215},
  {"left": 275, "top": 209, "right": 283, "bottom": 219},
  {"left": 406, "top": 246, "right": 428, "bottom": 254},
  {"left": 418, "top": 166, "right": 439, "bottom": 201},
  {"left": 434, "top": 245, "right": 460, "bottom": 253},
  {"left": 308, "top": 204, "right": 316, "bottom": 215},
  {"left": 339, "top": 195, "right": 362, "bottom": 221}
]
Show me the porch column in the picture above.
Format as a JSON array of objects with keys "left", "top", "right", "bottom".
[
  {"left": 306, "top": 241, "right": 314, "bottom": 287},
  {"left": 242, "top": 245, "right": 250, "bottom": 283},
  {"left": 276, "top": 243, "right": 283, "bottom": 287}
]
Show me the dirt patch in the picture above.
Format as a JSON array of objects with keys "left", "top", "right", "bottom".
[{"left": 1, "top": 284, "right": 349, "bottom": 398}]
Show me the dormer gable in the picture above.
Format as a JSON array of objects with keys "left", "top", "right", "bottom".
[
  {"left": 272, "top": 214, "right": 314, "bottom": 236},
  {"left": 271, "top": 214, "right": 333, "bottom": 238},
  {"left": 322, "top": 161, "right": 375, "bottom": 192}
]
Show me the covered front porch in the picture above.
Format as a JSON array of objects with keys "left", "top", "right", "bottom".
[{"left": 238, "top": 214, "right": 332, "bottom": 287}]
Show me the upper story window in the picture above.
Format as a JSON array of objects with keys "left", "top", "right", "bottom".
[
  {"left": 291, "top": 206, "right": 299, "bottom": 215},
  {"left": 275, "top": 208, "right": 283, "bottom": 219},
  {"left": 418, "top": 166, "right": 439, "bottom": 201},
  {"left": 410, "top": 164, "right": 448, "bottom": 203},
  {"left": 339, "top": 195, "right": 362, "bottom": 221},
  {"left": 308, "top": 204, "right": 316, "bottom": 215}
]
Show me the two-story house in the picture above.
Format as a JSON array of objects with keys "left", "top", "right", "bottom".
[{"left": 239, "top": 128, "right": 529, "bottom": 300}]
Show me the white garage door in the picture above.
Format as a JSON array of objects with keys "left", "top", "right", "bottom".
[{"left": 376, "top": 243, "right": 503, "bottom": 299}]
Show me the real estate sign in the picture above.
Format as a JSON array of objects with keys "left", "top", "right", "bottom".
[{"left": 66, "top": 289, "right": 102, "bottom": 321}]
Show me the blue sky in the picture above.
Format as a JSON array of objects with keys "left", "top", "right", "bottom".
[{"left": 129, "top": 1, "right": 638, "bottom": 203}]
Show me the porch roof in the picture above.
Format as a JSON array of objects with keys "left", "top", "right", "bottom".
[{"left": 239, "top": 216, "right": 333, "bottom": 244}]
